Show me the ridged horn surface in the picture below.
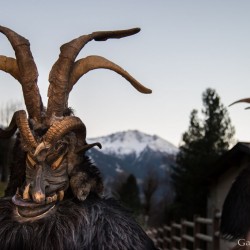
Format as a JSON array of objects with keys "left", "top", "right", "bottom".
[
  {"left": 47, "top": 28, "right": 141, "bottom": 121},
  {"left": 0, "top": 25, "right": 43, "bottom": 124},
  {"left": 0, "top": 55, "right": 20, "bottom": 81},
  {"left": 68, "top": 55, "right": 152, "bottom": 94},
  {"left": 44, "top": 116, "right": 86, "bottom": 146}
]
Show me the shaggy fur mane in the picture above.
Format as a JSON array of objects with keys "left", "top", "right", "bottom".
[{"left": 0, "top": 194, "right": 157, "bottom": 250}]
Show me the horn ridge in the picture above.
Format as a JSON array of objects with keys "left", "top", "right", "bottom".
[
  {"left": 0, "top": 25, "right": 43, "bottom": 124},
  {"left": 0, "top": 55, "right": 20, "bottom": 81},
  {"left": 35, "top": 116, "right": 102, "bottom": 156},
  {"left": 47, "top": 27, "right": 142, "bottom": 122},
  {"left": 44, "top": 116, "right": 86, "bottom": 146}
]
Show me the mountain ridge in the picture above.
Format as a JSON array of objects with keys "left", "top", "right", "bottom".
[
  {"left": 87, "top": 130, "right": 178, "bottom": 200},
  {"left": 88, "top": 129, "right": 178, "bottom": 158},
  {"left": 87, "top": 130, "right": 177, "bottom": 180}
]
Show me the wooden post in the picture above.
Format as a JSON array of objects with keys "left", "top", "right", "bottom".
[
  {"left": 181, "top": 219, "right": 186, "bottom": 249},
  {"left": 213, "top": 209, "right": 220, "bottom": 250},
  {"left": 194, "top": 215, "right": 200, "bottom": 249},
  {"left": 170, "top": 222, "right": 174, "bottom": 249},
  {"left": 166, "top": 225, "right": 171, "bottom": 249}
]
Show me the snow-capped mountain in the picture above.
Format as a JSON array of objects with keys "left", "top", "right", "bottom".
[
  {"left": 87, "top": 130, "right": 178, "bottom": 180},
  {"left": 88, "top": 130, "right": 178, "bottom": 158},
  {"left": 87, "top": 130, "right": 178, "bottom": 200},
  {"left": 87, "top": 130, "right": 178, "bottom": 199}
]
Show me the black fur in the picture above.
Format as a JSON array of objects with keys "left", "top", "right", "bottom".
[
  {"left": 0, "top": 194, "right": 157, "bottom": 250},
  {"left": 1, "top": 118, "right": 156, "bottom": 249},
  {"left": 220, "top": 167, "right": 250, "bottom": 240},
  {"left": 70, "top": 156, "right": 104, "bottom": 200},
  {"left": 5, "top": 134, "right": 26, "bottom": 196},
  {"left": 1, "top": 133, "right": 158, "bottom": 249}
]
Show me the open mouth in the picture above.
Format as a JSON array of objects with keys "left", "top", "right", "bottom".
[{"left": 12, "top": 189, "right": 65, "bottom": 219}]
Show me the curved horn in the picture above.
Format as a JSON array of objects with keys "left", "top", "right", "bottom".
[
  {"left": 34, "top": 116, "right": 101, "bottom": 156},
  {"left": 0, "top": 26, "right": 43, "bottom": 124},
  {"left": 47, "top": 27, "right": 141, "bottom": 122},
  {"left": 0, "top": 110, "right": 38, "bottom": 152},
  {"left": 68, "top": 55, "right": 152, "bottom": 94},
  {"left": 229, "top": 98, "right": 250, "bottom": 107},
  {"left": 44, "top": 116, "right": 86, "bottom": 145},
  {"left": 0, "top": 55, "right": 20, "bottom": 81}
]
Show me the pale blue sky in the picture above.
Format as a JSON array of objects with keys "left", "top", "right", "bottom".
[{"left": 1, "top": 1, "right": 250, "bottom": 147}]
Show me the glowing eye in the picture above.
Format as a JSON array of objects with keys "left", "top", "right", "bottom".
[
  {"left": 51, "top": 154, "right": 64, "bottom": 170},
  {"left": 26, "top": 153, "right": 36, "bottom": 167}
]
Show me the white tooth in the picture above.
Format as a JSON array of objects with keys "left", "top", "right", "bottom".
[
  {"left": 46, "top": 197, "right": 52, "bottom": 204},
  {"left": 58, "top": 190, "right": 64, "bottom": 201},
  {"left": 46, "top": 194, "right": 58, "bottom": 204},
  {"left": 23, "top": 183, "right": 30, "bottom": 200},
  {"left": 51, "top": 194, "right": 57, "bottom": 202}
]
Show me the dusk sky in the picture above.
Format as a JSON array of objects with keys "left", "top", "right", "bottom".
[{"left": 1, "top": 1, "right": 250, "bottom": 147}]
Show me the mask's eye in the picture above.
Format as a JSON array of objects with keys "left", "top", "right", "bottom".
[
  {"left": 26, "top": 153, "right": 36, "bottom": 168},
  {"left": 47, "top": 142, "right": 68, "bottom": 166},
  {"left": 51, "top": 154, "right": 65, "bottom": 170},
  {"left": 46, "top": 152, "right": 58, "bottom": 164}
]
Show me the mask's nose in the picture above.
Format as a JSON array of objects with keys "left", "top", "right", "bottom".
[
  {"left": 31, "top": 164, "right": 46, "bottom": 203},
  {"left": 32, "top": 190, "right": 45, "bottom": 203}
]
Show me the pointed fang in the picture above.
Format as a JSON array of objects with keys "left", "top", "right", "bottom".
[
  {"left": 58, "top": 190, "right": 64, "bottom": 201},
  {"left": 23, "top": 183, "right": 30, "bottom": 200},
  {"left": 51, "top": 193, "right": 57, "bottom": 202}
]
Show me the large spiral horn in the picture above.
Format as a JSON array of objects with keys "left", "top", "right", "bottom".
[
  {"left": 0, "top": 26, "right": 43, "bottom": 124},
  {"left": 68, "top": 55, "right": 152, "bottom": 94},
  {"left": 34, "top": 116, "right": 101, "bottom": 156},
  {"left": 47, "top": 28, "right": 143, "bottom": 123},
  {"left": 44, "top": 116, "right": 86, "bottom": 145},
  {"left": 0, "top": 110, "right": 38, "bottom": 152}
]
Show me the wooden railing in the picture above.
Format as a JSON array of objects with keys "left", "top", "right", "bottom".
[{"left": 146, "top": 210, "right": 221, "bottom": 250}]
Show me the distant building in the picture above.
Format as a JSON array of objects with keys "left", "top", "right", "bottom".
[{"left": 207, "top": 142, "right": 250, "bottom": 250}]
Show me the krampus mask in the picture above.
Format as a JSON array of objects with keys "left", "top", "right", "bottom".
[{"left": 0, "top": 26, "right": 151, "bottom": 220}]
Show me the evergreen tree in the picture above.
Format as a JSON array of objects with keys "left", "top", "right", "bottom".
[
  {"left": 202, "top": 88, "right": 235, "bottom": 159},
  {"left": 171, "top": 88, "right": 235, "bottom": 219},
  {"left": 117, "top": 174, "right": 141, "bottom": 214}
]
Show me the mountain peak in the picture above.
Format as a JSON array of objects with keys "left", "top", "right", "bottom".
[{"left": 88, "top": 130, "right": 178, "bottom": 157}]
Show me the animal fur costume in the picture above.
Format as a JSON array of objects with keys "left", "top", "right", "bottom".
[{"left": 0, "top": 25, "right": 157, "bottom": 250}]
